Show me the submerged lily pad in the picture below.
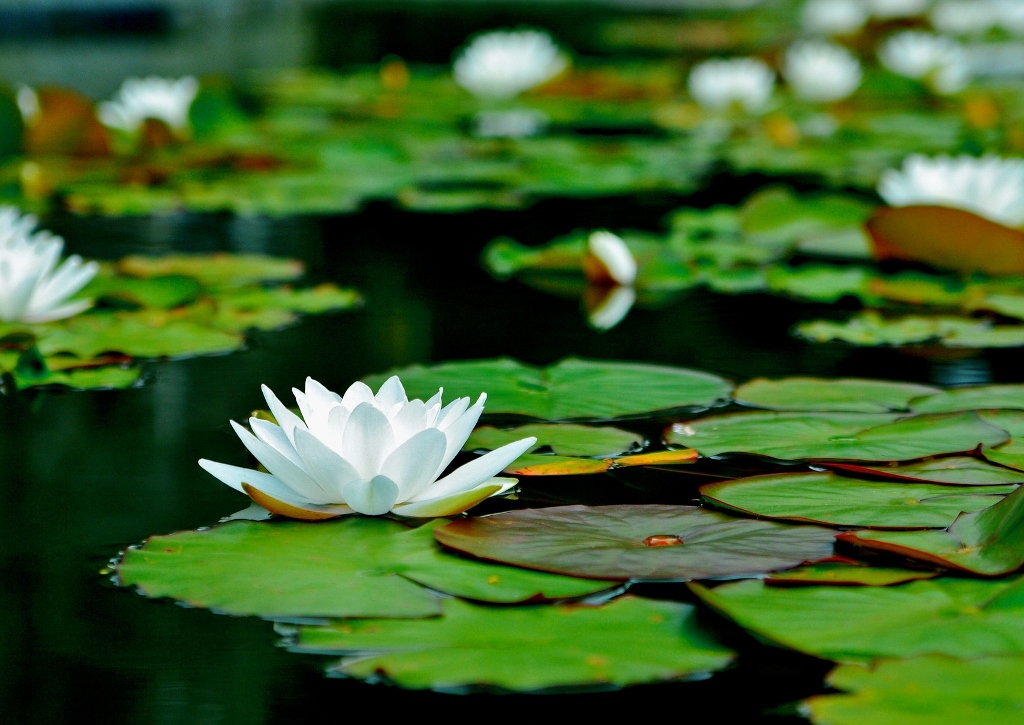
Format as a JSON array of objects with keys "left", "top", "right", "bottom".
[
  {"left": 701, "top": 472, "right": 1014, "bottom": 529},
  {"left": 666, "top": 411, "right": 1007, "bottom": 461},
  {"left": 118, "top": 518, "right": 609, "bottom": 619},
  {"left": 692, "top": 575, "right": 1024, "bottom": 662},
  {"left": 363, "top": 358, "right": 733, "bottom": 421},
  {"left": 735, "top": 377, "right": 940, "bottom": 413},
  {"left": 825, "top": 457, "right": 1024, "bottom": 486},
  {"left": 841, "top": 483, "right": 1024, "bottom": 576},
  {"left": 291, "top": 596, "right": 736, "bottom": 693},
  {"left": 804, "top": 656, "right": 1024, "bottom": 725},
  {"left": 434, "top": 504, "right": 836, "bottom": 581}
]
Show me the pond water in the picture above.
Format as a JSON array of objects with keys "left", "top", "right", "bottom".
[{"left": 2, "top": 184, "right": 1019, "bottom": 722}]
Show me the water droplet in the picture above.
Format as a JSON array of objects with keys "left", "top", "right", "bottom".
[{"left": 643, "top": 534, "right": 683, "bottom": 547}]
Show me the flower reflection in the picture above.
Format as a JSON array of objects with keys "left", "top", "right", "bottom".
[
  {"left": 200, "top": 377, "right": 536, "bottom": 519},
  {"left": 582, "top": 231, "right": 637, "bottom": 331},
  {"left": 453, "top": 29, "right": 568, "bottom": 100},
  {"left": 586, "top": 285, "right": 636, "bottom": 331}
]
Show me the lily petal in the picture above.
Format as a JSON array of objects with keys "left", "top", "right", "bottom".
[
  {"left": 230, "top": 421, "right": 332, "bottom": 504},
  {"left": 392, "top": 478, "right": 513, "bottom": 518},
  {"left": 342, "top": 475, "right": 400, "bottom": 515},
  {"left": 341, "top": 380, "right": 375, "bottom": 409},
  {"left": 375, "top": 375, "right": 407, "bottom": 411},
  {"left": 413, "top": 436, "right": 536, "bottom": 501},
  {"left": 342, "top": 402, "right": 395, "bottom": 479},
  {"left": 291, "top": 427, "right": 361, "bottom": 501},
  {"left": 198, "top": 458, "right": 300, "bottom": 501},
  {"left": 242, "top": 483, "right": 354, "bottom": 521},
  {"left": 261, "top": 384, "right": 307, "bottom": 444},
  {"left": 434, "top": 395, "right": 486, "bottom": 478},
  {"left": 380, "top": 427, "right": 447, "bottom": 501}
]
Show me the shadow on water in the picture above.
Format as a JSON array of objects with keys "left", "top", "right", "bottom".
[{"left": 1, "top": 193, "right": 1020, "bottom": 722}]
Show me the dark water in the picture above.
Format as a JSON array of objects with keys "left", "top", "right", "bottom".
[{"left": 1, "top": 192, "right": 1020, "bottom": 723}]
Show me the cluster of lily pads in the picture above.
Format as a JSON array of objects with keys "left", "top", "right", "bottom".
[{"left": 116, "top": 357, "right": 1024, "bottom": 719}]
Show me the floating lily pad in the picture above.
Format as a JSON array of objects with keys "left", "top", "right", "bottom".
[
  {"left": 692, "top": 575, "right": 1024, "bottom": 662},
  {"left": 804, "top": 656, "right": 1024, "bottom": 725},
  {"left": 825, "top": 457, "right": 1024, "bottom": 486},
  {"left": 117, "top": 253, "right": 304, "bottom": 288},
  {"left": 841, "top": 483, "right": 1024, "bottom": 576},
  {"left": 434, "top": 505, "right": 836, "bottom": 581},
  {"left": 81, "top": 273, "right": 203, "bottom": 309},
  {"left": 666, "top": 411, "right": 1007, "bottom": 461},
  {"left": 466, "top": 424, "right": 643, "bottom": 457},
  {"left": 291, "top": 596, "right": 735, "bottom": 693},
  {"left": 767, "top": 562, "right": 938, "bottom": 587},
  {"left": 797, "top": 313, "right": 1024, "bottom": 349},
  {"left": 912, "top": 386, "right": 1024, "bottom": 414},
  {"left": 363, "top": 358, "right": 733, "bottom": 421},
  {"left": 702, "top": 472, "right": 1014, "bottom": 529},
  {"left": 735, "top": 377, "right": 939, "bottom": 413},
  {"left": 211, "top": 285, "right": 361, "bottom": 333},
  {"left": 118, "top": 518, "right": 609, "bottom": 619}
]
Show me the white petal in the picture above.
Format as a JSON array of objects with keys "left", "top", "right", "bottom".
[
  {"left": 291, "top": 427, "right": 362, "bottom": 501},
  {"left": 375, "top": 375, "right": 408, "bottom": 410},
  {"left": 434, "top": 395, "right": 486, "bottom": 478},
  {"left": 230, "top": 421, "right": 332, "bottom": 504},
  {"left": 390, "top": 400, "right": 428, "bottom": 444},
  {"left": 21, "top": 298, "right": 93, "bottom": 323},
  {"left": 249, "top": 417, "right": 305, "bottom": 469},
  {"left": 380, "top": 428, "right": 448, "bottom": 501},
  {"left": 341, "top": 380, "right": 375, "bottom": 409},
  {"left": 342, "top": 475, "right": 400, "bottom": 515},
  {"left": 324, "top": 404, "right": 351, "bottom": 453},
  {"left": 436, "top": 395, "right": 472, "bottom": 431},
  {"left": 413, "top": 436, "right": 536, "bottom": 501},
  {"left": 341, "top": 402, "right": 395, "bottom": 479},
  {"left": 392, "top": 478, "right": 514, "bottom": 518},
  {"left": 261, "top": 384, "right": 307, "bottom": 444},
  {"left": 198, "top": 458, "right": 305, "bottom": 503}
]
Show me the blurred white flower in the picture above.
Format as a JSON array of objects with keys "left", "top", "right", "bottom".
[
  {"left": 994, "top": 0, "right": 1024, "bottom": 34},
  {"left": 200, "top": 377, "right": 536, "bottom": 519},
  {"left": 878, "top": 154, "right": 1024, "bottom": 226},
  {"left": 453, "top": 29, "right": 568, "bottom": 100},
  {"left": 783, "top": 40, "right": 863, "bottom": 102},
  {"left": 586, "top": 231, "right": 638, "bottom": 286},
  {"left": 0, "top": 206, "right": 98, "bottom": 324},
  {"left": 15, "top": 85, "right": 39, "bottom": 122},
  {"left": 870, "top": 0, "right": 931, "bottom": 19},
  {"left": 877, "top": 31, "right": 970, "bottom": 93},
  {"left": 801, "top": 0, "right": 869, "bottom": 35},
  {"left": 98, "top": 76, "right": 199, "bottom": 133},
  {"left": 688, "top": 58, "right": 775, "bottom": 113},
  {"left": 931, "top": 0, "right": 998, "bottom": 34},
  {"left": 474, "top": 109, "right": 548, "bottom": 138}
]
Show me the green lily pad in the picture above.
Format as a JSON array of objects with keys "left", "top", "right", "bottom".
[
  {"left": 117, "top": 253, "right": 304, "bottom": 288},
  {"left": 797, "top": 313, "right": 1024, "bottom": 349},
  {"left": 466, "top": 424, "right": 643, "bottom": 457},
  {"left": 825, "top": 457, "right": 1024, "bottom": 486},
  {"left": 841, "top": 483, "right": 1024, "bottom": 576},
  {"left": 118, "top": 518, "right": 610, "bottom": 619},
  {"left": 804, "top": 656, "right": 1024, "bottom": 725},
  {"left": 912, "top": 386, "right": 1024, "bottom": 414},
  {"left": 741, "top": 186, "right": 874, "bottom": 248},
  {"left": 80, "top": 273, "right": 203, "bottom": 309},
  {"left": 211, "top": 284, "right": 361, "bottom": 333},
  {"left": 701, "top": 472, "right": 1014, "bottom": 529},
  {"left": 290, "top": 596, "right": 736, "bottom": 693},
  {"left": 977, "top": 411, "right": 1024, "bottom": 471},
  {"left": 434, "top": 505, "right": 836, "bottom": 581},
  {"left": 735, "top": 377, "right": 940, "bottom": 413},
  {"left": 666, "top": 411, "right": 1008, "bottom": 461},
  {"left": 691, "top": 575, "right": 1024, "bottom": 662},
  {"left": 767, "top": 562, "right": 938, "bottom": 587},
  {"left": 363, "top": 358, "right": 733, "bottom": 421}
]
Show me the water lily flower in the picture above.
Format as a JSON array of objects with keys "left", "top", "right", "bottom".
[
  {"left": 783, "top": 40, "right": 863, "bottom": 102},
  {"left": 869, "top": 0, "right": 930, "bottom": 19},
  {"left": 453, "top": 29, "right": 568, "bottom": 100},
  {"left": 687, "top": 58, "right": 775, "bottom": 114},
  {"left": 801, "top": 0, "right": 869, "bottom": 35},
  {"left": 877, "top": 154, "right": 1024, "bottom": 227},
  {"left": 474, "top": 108, "right": 548, "bottom": 138},
  {"left": 98, "top": 76, "right": 199, "bottom": 134},
  {"left": 15, "top": 85, "right": 39, "bottom": 122},
  {"left": 931, "top": 0, "right": 999, "bottom": 34},
  {"left": 996, "top": 0, "right": 1024, "bottom": 35},
  {"left": 584, "top": 230, "right": 638, "bottom": 286},
  {"left": 877, "top": 31, "right": 970, "bottom": 93},
  {"left": 0, "top": 206, "right": 99, "bottom": 323},
  {"left": 199, "top": 377, "right": 537, "bottom": 519}
]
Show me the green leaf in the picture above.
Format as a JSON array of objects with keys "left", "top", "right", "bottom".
[
  {"left": 117, "top": 253, "right": 304, "bottom": 288},
  {"left": 735, "top": 377, "right": 940, "bottom": 413},
  {"left": 211, "top": 284, "right": 361, "bottom": 333},
  {"left": 691, "top": 575, "right": 1024, "bottom": 662},
  {"left": 434, "top": 504, "right": 836, "bottom": 581},
  {"left": 466, "top": 423, "right": 643, "bottom": 457},
  {"left": 826, "top": 457, "right": 1024, "bottom": 486},
  {"left": 363, "top": 358, "right": 733, "bottom": 421},
  {"left": 805, "top": 656, "right": 1024, "bottom": 725},
  {"left": 80, "top": 273, "right": 202, "bottom": 309},
  {"left": 666, "top": 411, "right": 1008, "bottom": 461},
  {"left": 290, "top": 596, "right": 736, "bottom": 692},
  {"left": 797, "top": 312, "right": 1024, "bottom": 349},
  {"left": 912, "top": 385, "right": 1024, "bottom": 414},
  {"left": 701, "top": 472, "right": 1014, "bottom": 529},
  {"left": 15, "top": 364, "right": 141, "bottom": 391},
  {"left": 767, "top": 562, "right": 938, "bottom": 587},
  {"left": 841, "top": 483, "right": 1024, "bottom": 576},
  {"left": 741, "top": 186, "right": 874, "bottom": 247},
  {"left": 118, "top": 518, "right": 609, "bottom": 619}
]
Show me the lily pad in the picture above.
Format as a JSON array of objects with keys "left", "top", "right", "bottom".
[
  {"left": 433, "top": 504, "right": 836, "bottom": 581},
  {"left": 466, "top": 424, "right": 643, "bottom": 457},
  {"left": 118, "top": 518, "right": 610, "bottom": 619},
  {"left": 363, "top": 358, "right": 733, "bottom": 421},
  {"left": 841, "top": 483, "right": 1024, "bottom": 576},
  {"left": 767, "top": 562, "right": 938, "bottom": 587},
  {"left": 797, "top": 313, "right": 1024, "bottom": 349},
  {"left": 117, "top": 253, "right": 304, "bottom": 288},
  {"left": 691, "top": 575, "right": 1024, "bottom": 662},
  {"left": 291, "top": 596, "right": 736, "bottom": 693},
  {"left": 211, "top": 285, "right": 361, "bottom": 333},
  {"left": 702, "top": 472, "right": 1014, "bottom": 530},
  {"left": 912, "top": 385, "right": 1024, "bottom": 414},
  {"left": 81, "top": 273, "right": 203, "bottom": 309},
  {"left": 825, "top": 457, "right": 1024, "bottom": 486},
  {"left": 666, "top": 411, "right": 1007, "bottom": 461},
  {"left": 804, "top": 656, "right": 1024, "bottom": 725},
  {"left": 735, "top": 377, "right": 940, "bottom": 413}
]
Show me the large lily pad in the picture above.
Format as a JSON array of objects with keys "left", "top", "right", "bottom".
[
  {"left": 666, "top": 411, "right": 1007, "bottom": 461},
  {"left": 735, "top": 377, "right": 939, "bottom": 413},
  {"left": 118, "top": 518, "right": 609, "bottom": 619},
  {"left": 804, "top": 656, "right": 1024, "bottom": 725},
  {"left": 692, "top": 575, "right": 1024, "bottom": 662},
  {"left": 363, "top": 358, "right": 733, "bottom": 421},
  {"left": 912, "top": 385, "right": 1024, "bottom": 414},
  {"left": 841, "top": 483, "right": 1024, "bottom": 576},
  {"left": 433, "top": 505, "right": 836, "bottom": 581},
  {"left": 767, "top": 562, "right": 938, "bottom": 587},
  {"left": 701, "top": 472, "right": 1014, "bottom": 529},
  {"left": 825, "top": 457, "right": 1024, "bottom": 486},
  {"left": 291, "top": 596, "right": 736, "bottom": 693}
]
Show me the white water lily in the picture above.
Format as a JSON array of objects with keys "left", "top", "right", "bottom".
[
  {"left": 98, "top": 76, "right": 199, "bottom": 133},
  {"left": 801, "top": 0, "right": 869, "bottom": 35},
  {"left": 877, "top": 154, "right": 1024, "bottom": 227},
  {"left": 15, "top": 85, "right": 39, "bottom": 122},
  {"left": 453, "top": 29, "right": 568, "bottom": 100},
  {"left": 783, "top": 40, "right": 863, "bottom": 102},
  {"left": 869, "top": 0, "right": 930, "bottom": 18},
  {"left": 877, "top": 31, "right": 970, "bottom": 93},
  {"left": 0, "top": 206, "right": 98, "bottom": 323},
  {"left": 199, "top": 377, "right": 536, "bottom": 519},
  {"left": 931, "top": 0, "right": 999, "bottom": 34},
  {"left": 687, "top": 58, "right": 775, "bottom": 113},
  {"left": 996, "top": 0, "right": 1024, "bottom": 34},
  {"left": 586, "top": 231, "right": 638, "bottom": 286}
]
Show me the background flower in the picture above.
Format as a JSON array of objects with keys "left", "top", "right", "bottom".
[
  {"left": 687, "top": 58, "right": 775, "bottom": 113},
  {"left": 453, "top": 29, "right": 568, "bottom": 99},
  {"left": 801, "top": 0, "right": 869, "bottom": 35},
  {"left": 877, "top": 31, "right": 970, "bottom": 93},
  {"left": 783, "top": 40, "right": 863, "bottom": 102},
  {"left": 98, "top": 76, "right": 199, "bottom": 134}
]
